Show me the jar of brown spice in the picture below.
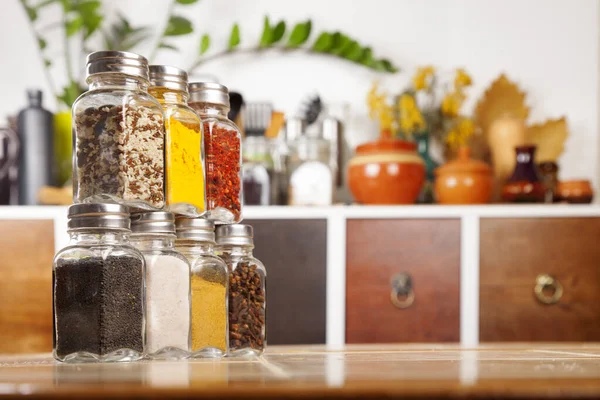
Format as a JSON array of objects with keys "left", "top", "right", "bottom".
[
  {"left": 188, "top": 83, "right": 242, "bottom": 224},
  {"left": 215, "top": 224, "right": 266, "bottom": 357}
]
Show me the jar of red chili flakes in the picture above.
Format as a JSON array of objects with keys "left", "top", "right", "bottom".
[{"left": 189, "top": 83, "right": 242, "bottom": 224}]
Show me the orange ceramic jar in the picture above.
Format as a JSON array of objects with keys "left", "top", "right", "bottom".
[
  {"left": 348, "top": 140, "right": 425, "bottom": 205},
  {"left": 434, "top": 147, "right": 493, "bottom": 204}
]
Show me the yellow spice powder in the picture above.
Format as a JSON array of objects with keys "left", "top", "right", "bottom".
[
  {"left": 191, "top": 277, "right": 227, "bottom": 352},
  {"left": 166, "top": 117, "right": 205, "bottom": 212}
]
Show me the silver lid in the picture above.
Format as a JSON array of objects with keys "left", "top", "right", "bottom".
[
  {"left": 68, "top": 203, "right": 130, "bottom": 231},
  {"left": 215, "top": 224, "right": 253, "bottom": 246},
  {"left": 86, "top": 51, "right": 149, "bottom": 81},
  {"left": 175, "top": 218, "right": 215, "bottom": 242},
  {"left": 130, "top": 211, "right": 176, "bottom": 235},
  {"left": 149, "top": 65, "right": 188, "bottom": 92},
  {"left": 189, "top": 82, "right": 230, "bottom": 108}
]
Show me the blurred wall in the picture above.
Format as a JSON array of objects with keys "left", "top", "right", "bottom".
[{"left": 1, "top": 0, "right": 598, "bottom": 187}]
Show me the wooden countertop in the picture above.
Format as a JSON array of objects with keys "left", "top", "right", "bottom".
[{"left": 1, "top": 344, "right": 600, "bottom": 399}]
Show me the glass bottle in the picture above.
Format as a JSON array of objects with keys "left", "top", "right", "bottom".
[
  {"left": 288, "top": 136, "right": 333, "bottom": 206},
  {"left": 502, "top": 145, "right": 545, "bottom": 203},
  {"left": 538, "top": 161, "right": 559, "bottom": 203},
  {"left": 53, "top": 204, "right": 145, "bottom": 362},
  {"left": 242, "top": 135, "right": 274, "bottom": 206},
  {"left": 149, "top": 66, "right": 205, "bottom": 217},
  {"left": 130, "top": 212, "right": 191, "bottom": 359},
  {"left": 215, "top": 225, "right": 266, "bottom": 357},
  {"left": 189, "top": 83, "right": 242, "bottom": 224},
  {"left": 175, "top": 218, "right": 228, "bottom": 358},
  {"left": 72, "top": 51, "right": 165, "bottom": 210}
]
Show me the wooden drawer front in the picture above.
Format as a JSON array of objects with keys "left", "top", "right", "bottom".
[
  {"left": 0, "top": 220, "right": 55, "bottom": 353},
  {"left": 346, "top": 219, "right": 461, "bottom": 343},
  {"left": 480, "top": 218, "right": 600, "bottom": 342},
  {"left": 248, "top": 219, "right": 327, "bottom": 345}
]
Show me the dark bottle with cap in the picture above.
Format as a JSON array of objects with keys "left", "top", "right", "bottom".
[
  {"left": 242, "top": 133, "right": 274, "bottom": 206},
  {"left": 215, "top": 224, "right": 266, "bottom": 357},
  {"left": 17, "top": 89, "right": 54, "bottom": 205}
]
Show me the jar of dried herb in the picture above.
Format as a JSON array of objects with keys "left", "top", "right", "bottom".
[
  {"left": 53, "top": 204, "right": 145, "bottom": 363},
  {"left": 175, "top": 218, "right": 228, "bottom": 358},
  {"left": 189, "top": 83, "right": 242, "bottom": 224},
  {"left": 148, "top": 66, "right": 205, "bottom": 217},
  {"left": 130, "top": 211, "right": 191, "bottom": 360},
  {"left": 215, "top": 224, "right": 266, "bottom": 357},
  {"left": 72, "top": 51, "right": 165, "bottom": 210}
]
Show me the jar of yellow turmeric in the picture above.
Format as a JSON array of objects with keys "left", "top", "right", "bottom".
[{"left": 149, "top": 66, "right": 205, "bottom": 216}]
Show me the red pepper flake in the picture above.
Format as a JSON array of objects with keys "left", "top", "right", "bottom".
[{"left": 203, "top": 121, "right": 241, "bottom": 221}]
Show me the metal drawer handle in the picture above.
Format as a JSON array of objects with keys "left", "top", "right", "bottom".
[
  {"left": 534, "top": 274, "right": 563, "bottom": 305},
  {"left": 390, "top": 273, "right": 414, "bottom": 309}
]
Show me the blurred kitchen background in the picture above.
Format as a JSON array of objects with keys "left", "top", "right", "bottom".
[{"left": 2, "top": 0, "right": 600, "bottom": 353}]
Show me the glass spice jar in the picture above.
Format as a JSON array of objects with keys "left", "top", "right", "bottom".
[
  {"left": 215, "top": 224, "right": 266, "bottom": 357},
  {"left": 288, "top": 136, "right": 333, "bottom": 206},
  {"left": 189, "top": 83, "right": 242, "bottom": 224},
  {"left": 130, "top": 212, "right": 191, "bottom": 360},
  {"left": 72, "top": 51, "right": 165, "bottom": 210},
  {"left": 53, "top": 204, "right": 145, "bottom": 363},
  {"left": 149, "top": 66, "right": 205, "bottom": 217},
  {"left": 242, "top": 134, "right": 275, "bottom": 206},
  {"left": 175, "top": 218, "right": 228, "bottom": 358}
]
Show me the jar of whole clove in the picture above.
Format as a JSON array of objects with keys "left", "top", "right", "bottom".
[
  {"left": 189, "top": 83, "right": 242, "bottom": 224},
  {"left": 175, "top": 218, "right": 228, "bottom": 358},
  {"left": 215, "top": 224, "right": 266, "bottom": 357},
  {"left": 130, "top": 212, "right": 191, "bottom": 359},
  {"left": 148, "top": 66, "right": 205, "bottom": 217},
  {"left": 72, "top": 51, "right": 165, "bottom": 210},
  {"left": 52, "top": 204, "right": 145, "bottom": 363}
]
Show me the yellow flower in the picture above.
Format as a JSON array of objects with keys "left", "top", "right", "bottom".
[
  {"left": 457, "top": 118, "right": 475, "bottom": 138},
  {"left": 445, "top": 118, "right": 476, "bottom": 149},
  {"left": 367, "top": 80, "right": 387, "bottom": 120},
  {"left": 399, "top": 94, "right": 426, "bottom": 135},
  {"left": 379, "top": 104, "right": 395, "bottom": 132},
  {"left": 454, "top": 68, "right": 472, "bottom": 89},
  {"left": 441, "top": 91, "right": 465, "bottom": 118},
  {"left": 399, "top": 93, "right": 418, "bottom": 111},
  {"left": 412, "top": 66, "right": 435, "bottom": 91}
]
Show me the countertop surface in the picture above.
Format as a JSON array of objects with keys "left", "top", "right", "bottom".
[{"left": 1, "top": 344, "right": 600, "bottom": 399}]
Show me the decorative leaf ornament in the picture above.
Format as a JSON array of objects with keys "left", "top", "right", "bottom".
[{"left": 528, "top": 117, "right": 569, "bottom": 162}]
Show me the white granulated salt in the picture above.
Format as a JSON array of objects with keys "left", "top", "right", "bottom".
[{"left": 144, "top": 253, "right": 191, "bottom": 356}]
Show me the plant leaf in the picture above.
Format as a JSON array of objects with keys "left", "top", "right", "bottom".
[
  {"left": 38, "top": 37, "right": 47, "bottom": 50},
  {"left": 228, "top": 23, "right": 240, "bottom": 50},
  {"left": 44, "top": 59, "right": 52, "bottom": 68},
  {"left": 158, "top": 42, "right": 179, "bottom": 51},
  {"left": 175, "top": 0, "right": 199, "bottom": 4},
  {"left": 360, "top": 47, "right": 375, "bottom": 67},
  {"left": 330, "top": 32, "right": 350, "bottom": 55},
  {"left": 57, "top": 80, "right": 84, "bottom": 108},
  {"left": 199, "top": 34, "right": 210, "bottom": 55},
  {"left": 342, "top": 41, "right": 364, "bottom": 61},
  {"left": 287, "top": 20, "right": 312, "bottom": 47},
  {"left": 164, "top": 15, "right": 193, "bottom": 36},
  {"left": 312, "top": 32, "right": 333, "bottom": 52},
  {"left": 65, "top": 15, "right": 84, "bottom": 37},
  {"left": 259, "top": 16, "right": 272, "bottom": 48},
  {"left": 25, "top": 6, "right": 37, "bottom": 21},
  {"left": 102, "top": 14, "right": 150, "bottom": 51},
  {"left": 76, "top": 0, "right": 103, "bottom": 39},
  {"left": 271, "top": 21, "right": 286, "bottom": 43}
]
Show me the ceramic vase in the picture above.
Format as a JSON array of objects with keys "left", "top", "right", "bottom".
[
  {"left": 434, "top": 146, "right": 493, "bottom": 204},
  {"left": 501, "top": 145, "right": 545, "bottom": 203},
  {"left": 348, "top": 139, "right": 425, "bottom": 204}
]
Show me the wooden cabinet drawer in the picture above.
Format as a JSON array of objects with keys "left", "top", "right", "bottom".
[
  {"left": 249, "top": 219, "right": 327, "bottom": 345},
  {"left": 480, "top": 218, "right": 600, "bottom": 341},
  {"left": 346, "top": 219, "right": 461, "bottom": 343},
  {"left": 0, "top": 220, "right": 55, "bottom": 354}
]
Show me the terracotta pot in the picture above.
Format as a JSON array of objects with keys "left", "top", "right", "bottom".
[
  {"left": 434, "top": 147, "right": 493, "bottom": 205},
  {"left": 348, "top": 139, "right": 425, "bottom": 204},
  {"left": 557, "top": 180, "right": 594, "bottom": 204}
]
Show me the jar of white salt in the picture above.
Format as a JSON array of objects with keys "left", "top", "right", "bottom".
[{"left": 131, "top": 211, "right": 191, "bottom": 359}]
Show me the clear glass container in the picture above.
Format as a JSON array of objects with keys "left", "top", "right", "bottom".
[
  {"left": 72, "top": 51, "right": 165, "bottom": 210},
  {"left": 242, "top": 135, "right": 274, "bottom": 206},
  {"left": 53, "top": 204, "right": 145, "bottom": 363},
  {"left": 130, "top": 212, "right": 191, "bottom": 359},
  {"left": 175, "top": 218, "right": 228, "bottom": 358},
  {"left": 149, "top": 66, "right": 205, "bottom": 217},
  {"left": 215, "top": 225, "right": 266, "bottom": 357},
  {"left": 189, "top": 83, "right": 242, "bottom": 224},
  {"left": 288, "top": 136, "right": 333, "bottom": 206}
]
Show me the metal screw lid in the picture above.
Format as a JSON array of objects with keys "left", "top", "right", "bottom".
[
  {"left": 215, "top": 224, "right": 253, "bottom": 247},
  {"left": 189, "top": 82, "right": 230, "bottom": 108},
  {"left": 175, "top": 218, "right": 215, "bottom": 242},
  {"left": 86, "top": 51, "right": 149, "bottom": 82},
  {"left": 149, "top": 65, "right": 188, "bottom": 93},
  {"left": 130, "top": 211, "right": 176, "bottom": 235},
  {"left": 68, "top": 203, "right": 131, "bottom": 231}
]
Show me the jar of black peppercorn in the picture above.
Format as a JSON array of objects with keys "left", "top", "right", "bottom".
[
  {"left": 215, "top": 225, "right": 266, "bottom": 357},
  {"left": 52, "top": 204, "right": 145, "bottom": 363}
]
